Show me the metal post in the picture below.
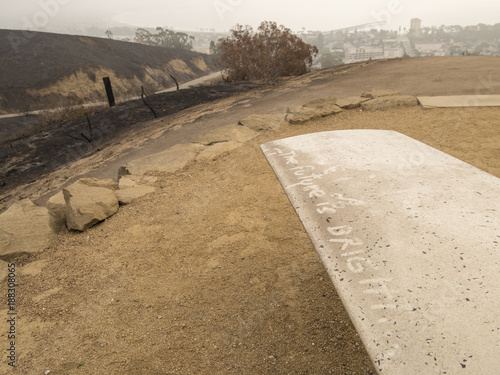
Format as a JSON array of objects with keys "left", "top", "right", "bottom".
[{"left": 103, "top": 77, "right": 115, "bottom": 107}]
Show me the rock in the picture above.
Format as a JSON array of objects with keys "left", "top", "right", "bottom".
[
  {"left": 63, "top": 180, "right": 119, "bottom": 232},
  {"left": 46, "top": 178, "right": 118, "bottom": 232},
  {"left": 118, "top": 175, "right": 157, "bottom": 190},
  {"left": 303, "top": 97, "right": 342, "bottom": 117},
  {"left": 361, "top": 95, "right": 419, "bottom": 110},
  {"left": 46, "top": 191, "right": 66, "bottom": 232},
  {"left": 116, "top": 186, "right": 156, "bottom": 205},
  {"left": 238, "top": 114, "right": 286, "bottom": 131},
  {"left": 0, "top": 199, "right": 56, "bottom": 260},
  {"left": 361, "top": 89, "right": 401, "bottom": 99},
  {"left": 286, "top": 106, "right": 320, "bottom": 124},
  {"left": 119, "top": 143, "right": 204, "bottom": 177},
  {"left": 118, "top": 175, "right": 141, "bottom": 189},
  {"left": 286, "top": 103, "right": 342, "bottom": 124},
  {"left": 195, "top": 124, "right": 258, "bottom": 145},
  {"left": 78, "top": 177, "right": 118, "bottom": 190},
  {"left": 336, "top": 96, "right": 370, "bottom": 109},
  {"left": 196, "top": 141, "right": 241, "bottom": 161}
]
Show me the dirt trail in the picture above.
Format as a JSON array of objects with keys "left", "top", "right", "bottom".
[
  {"left": 1, "top": 57, "right": 500, "bottom": 374},
  {"left": 87, "top": 55, "right": 500, "bottom": 179}
]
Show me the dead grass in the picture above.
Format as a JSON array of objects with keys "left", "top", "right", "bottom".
[{"left": 38, "top": 103, "right": 108, "bottom": 129}]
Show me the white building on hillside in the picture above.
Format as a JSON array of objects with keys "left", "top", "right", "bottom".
[
  {"left": 415, "top": 42, "right": 445, "bottom": 56},
  {"left": 344, "top": 45, "right": 383, "bottom": 63},
  {"left": 383, "top": 39, "right": 404, "bottom": 58}
]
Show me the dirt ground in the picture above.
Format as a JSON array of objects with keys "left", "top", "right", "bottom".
[
  {"left": 1, "top": 105, "right": 499, "bottom": 374},
  {"left": 1, "top": 57, "right": 500, "bottom": 374}
]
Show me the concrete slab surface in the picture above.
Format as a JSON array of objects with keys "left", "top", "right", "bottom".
[
  {"left": 119, "top": 143, "right": 203, "bottom": 176},
  {"left": 418, "top": 95, "right": 500, "bottom": 108},
  {"left": 261, "top": 130, "right": 500, "bottom": 374}
]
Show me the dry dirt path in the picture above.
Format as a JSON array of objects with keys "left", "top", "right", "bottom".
[{"left": 88, "top": 56, "right": 500, "bottom": 183}]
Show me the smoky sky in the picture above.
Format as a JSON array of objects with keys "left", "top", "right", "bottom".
[{"left": 0, "top": 0, "right": 499, "bottom": 32}]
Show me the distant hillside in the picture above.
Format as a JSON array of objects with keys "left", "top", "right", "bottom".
[{"left": 0, "top": 30, "right": 219, "bottom": 114}]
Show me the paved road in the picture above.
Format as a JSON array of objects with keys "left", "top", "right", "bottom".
[{"left": 157, "top": 71, "right": 223, "bottom": 93}]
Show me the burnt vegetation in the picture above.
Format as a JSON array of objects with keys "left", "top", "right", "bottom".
[
  {"left": 0, "top": 81, "right": 267, "bottom": 205},
  {"left": 217, "top": 21, "right": 319, "bottom": 81}
]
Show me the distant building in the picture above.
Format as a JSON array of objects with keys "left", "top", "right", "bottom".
[
  {"left": 344, "top": 45, "right": 383, "bottom": 63},
  {"left": 383, "top": 39, "right": 404, "bottom": 58},
  {"left": 410, "top": 18, "right": 422, "bottom": 37},
  {"left": 415, "top": 42, "right": 445, "bottom": 56}
]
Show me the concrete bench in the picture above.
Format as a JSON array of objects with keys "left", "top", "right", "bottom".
[{"left": 261, "top": 130, "right": 500, "bottom": 374}]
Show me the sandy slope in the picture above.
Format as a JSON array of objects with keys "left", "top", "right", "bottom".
[{"left": 0, "top": 29, "right": 217, "bottom": 114}]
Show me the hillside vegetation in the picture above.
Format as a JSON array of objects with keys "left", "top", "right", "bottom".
[{"left": 0, "top": 30, "right": 218, "bottom": 114}]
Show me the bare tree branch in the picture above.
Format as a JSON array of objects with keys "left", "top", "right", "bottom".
[{"left": 141, "top": 86, "right": 158, "bottom": 118}]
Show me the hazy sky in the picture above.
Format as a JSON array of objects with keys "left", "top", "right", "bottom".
[{"left": 1, "top": 0, "right": 499, "bottom": 32}]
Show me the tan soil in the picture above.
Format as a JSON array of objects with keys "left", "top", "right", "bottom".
[
  {"left": 1, "top": 57, "right": 500, "bottom": 374},
  {"left": 1, "top": 105, "right": 499, "bottom": 375}
]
